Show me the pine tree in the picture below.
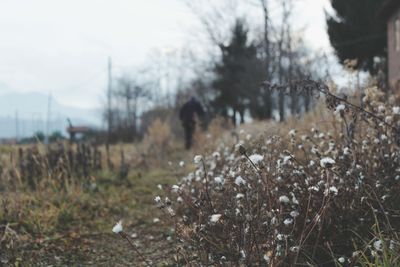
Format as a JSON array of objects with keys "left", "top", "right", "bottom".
[
  {"left": 212, "top": 19, "right": 265, "bottom": 125},
  {"left": 327, "top": 0, "right": 387, "bottom": 73}
]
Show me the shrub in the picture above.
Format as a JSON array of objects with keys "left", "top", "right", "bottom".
[
  {"left": 142, "top": 118, "right": 174, "bottom": 160},
  {"left": 192, "top": 116, "right": 234, "bottom": 154},
  {"left": 153, "top": 81, "right": 400, "bottom": 266}
]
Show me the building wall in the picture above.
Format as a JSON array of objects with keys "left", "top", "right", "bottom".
[{"left": 388, "top": 8, "right": 400, "bottom": 90}]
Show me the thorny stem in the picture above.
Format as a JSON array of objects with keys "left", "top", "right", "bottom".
[{"left": 118, "top": 232, "right": 152, "bottom": 267}]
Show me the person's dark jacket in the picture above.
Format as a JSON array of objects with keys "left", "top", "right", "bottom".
[{"left": 179, "top": 98, "right": 205, "bottom": 125}]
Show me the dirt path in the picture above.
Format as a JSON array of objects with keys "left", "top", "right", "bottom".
[
  {"left": 1, "top": 167, "right": 183, "bottom": 266},
  {"left": 10, "top": 225, "right": 174, "bottom": 266}
]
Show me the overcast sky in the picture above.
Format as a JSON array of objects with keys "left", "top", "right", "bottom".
[{"left": 0, "top": 0, "right": 332, "bottom": 109}]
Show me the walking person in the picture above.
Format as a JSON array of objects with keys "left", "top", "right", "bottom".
[{"left": 179, "top": 97, "right": 205, "bottom": 149}]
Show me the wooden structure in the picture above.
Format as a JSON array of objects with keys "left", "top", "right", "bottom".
[
  {"left": 66, "top": 118, "right": 93, "bottom": 142},
  {"left": 380, "top": 0, "right": 400, "bottom": 90}
]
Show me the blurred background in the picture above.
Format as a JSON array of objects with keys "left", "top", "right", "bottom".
[
  {"left": 0, "top": 0, "right": 391, "bottom": 144},
  {"left": 2, "top": 1, "right": 400, "bottom": 265}
]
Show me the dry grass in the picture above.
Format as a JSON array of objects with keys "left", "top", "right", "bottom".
[
  {"left": 0, "top": 140, "right": 190, "bottom": 266},
  {"left": 154, "top": 84, "right": 400, "bottom": 266},
  {"left": 2, "top": 83, "right": 400, "bottom": 266}
]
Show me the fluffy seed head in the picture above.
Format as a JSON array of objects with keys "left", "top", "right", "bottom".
[{"left": 112, "top": 220, "right": 123, "bottom": 233}]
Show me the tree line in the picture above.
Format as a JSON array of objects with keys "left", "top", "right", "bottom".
[{"left": 104, "top": 0, "right": 388, "bottom": 142}]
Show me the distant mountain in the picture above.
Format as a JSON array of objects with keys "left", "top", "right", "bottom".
[
  {"left": 0, "top": 81, "right": 11, "bottom": 95},
  {"left": 0, "top": 91, "right": 102, "bottom": 138}
]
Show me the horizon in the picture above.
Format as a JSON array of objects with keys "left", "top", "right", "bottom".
[
  {"left": 0, "top": 0, "right": 333, "bottom": 110},
  {"left": 0, "top": 0, "right": 336, "bottom": 138}
]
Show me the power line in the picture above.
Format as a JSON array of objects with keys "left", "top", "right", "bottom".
[{"left": 61, "top": 68, "right": 108, "bottom": 92}]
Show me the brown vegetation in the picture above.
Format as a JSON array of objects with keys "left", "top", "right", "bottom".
[{"left": 154, "top": 83, "right": 400, "bottom": 266}]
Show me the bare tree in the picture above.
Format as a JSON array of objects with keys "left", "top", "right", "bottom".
[
  {"left": 275, "top": 0, "right": 292, "bottom": 121},
  {"left": 182, "top": 0, "right": 325, "bottom": 123},
  {"left": 112, "top": 75, "right": 151, "bottom": 141},
  {"left": 259, "top": 0, "right": 273, "bottom": 119},
  {"left": 183, "top": 0, "right": 238, "bottom": 50}
]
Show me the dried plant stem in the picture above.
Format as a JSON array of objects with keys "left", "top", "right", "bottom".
[
  {"left": 320, "top": 87, "right": 397, "bottom": 132},
  {"left": 201, "top": 159, "right": 213, "bottom": 210},
  {"left": 119, "top": 232, "right": 152, "bottom": 267}
]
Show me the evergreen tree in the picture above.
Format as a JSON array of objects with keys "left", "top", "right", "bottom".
[
  {"left": 34, "top": 131, "right": 45, "bottom": 142},
  {"left": 212, "top": 19, "right": 265, "bottom": 125},
  {"left": 326, "top": 0, "right": 386, "bottom": 73}
]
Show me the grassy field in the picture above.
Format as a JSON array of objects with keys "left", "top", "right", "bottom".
[
  {"left": 2, "top": 97, "right": 400, "bottom": 266},
  {"left": 0, "top": 143, "right": 192, "bottom": 266},
  {"left": 0, "top": 108, "right": 337, "bottom": 266}
]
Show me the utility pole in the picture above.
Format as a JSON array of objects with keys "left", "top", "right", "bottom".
[
  {"left": 107, "top": 57, "right": 112, "bottom": 140},
  {"left": 46, "top": 94, "right": 52, "bottom": 144},
  {"left": 15, "top": 110, "right": 19, "bottom": 143},
  {"left": 31, "top": 114, "right": 35, "bottom": 137},
  {"left": 106, "top": 56, "right": 113, "bottom": 170}
]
